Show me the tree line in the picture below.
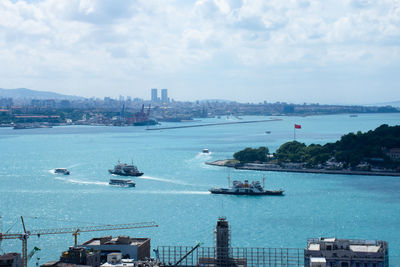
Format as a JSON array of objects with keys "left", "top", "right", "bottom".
[{"left": 233, "top": 124, "right": 400, "bottom": 169}]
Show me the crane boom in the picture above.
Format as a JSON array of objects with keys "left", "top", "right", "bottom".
[
  {"left": 0, "top": 219, "right": 158, "bottom": 267},
  {"left": 26, "top": 221, "right": 158, "bottom": 236}
]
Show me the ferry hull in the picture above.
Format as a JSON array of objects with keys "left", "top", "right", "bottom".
[
  {"left": 109, "top": 170, "right": 144, "bottom": 177},
  {"left": 209, "top": 189, "right": 284, "bottom": 196}
]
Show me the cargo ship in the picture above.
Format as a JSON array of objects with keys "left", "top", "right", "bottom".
[
  {"left": 209, "top": 178, "right": 284, "bottom": 196},
  {"left": 109, "top": 161, "right": 143, "bottom": 176}
]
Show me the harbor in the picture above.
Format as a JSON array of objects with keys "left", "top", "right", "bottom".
[
  {"left": 145, "top": 118, "right": 281, "bottom": 131},
  {"left": 1, "top": 114, "right": 400, "bottom": 265},
  {"left": 206, "top": 160, "right": 400, "bottom": 177}
]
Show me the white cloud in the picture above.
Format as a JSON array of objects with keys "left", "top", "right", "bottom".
[{"left": 0, "top": 0, "right": 399, "bottom": 103}]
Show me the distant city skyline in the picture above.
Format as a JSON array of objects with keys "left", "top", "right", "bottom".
[{"left": 1, "top": 0, "right": 400, "bottom": 105}]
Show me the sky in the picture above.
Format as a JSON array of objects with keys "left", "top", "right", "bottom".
[{"left": 1, "top": 0, "right": 400, "bottom": 104}]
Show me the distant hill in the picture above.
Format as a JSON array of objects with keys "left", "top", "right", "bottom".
[{"left": 0, "top": 88, "right": 84, "bottom": 100}]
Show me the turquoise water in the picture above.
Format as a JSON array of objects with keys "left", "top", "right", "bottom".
[{"left": 0, "top": 113, "right": 400, "bottom": 265}]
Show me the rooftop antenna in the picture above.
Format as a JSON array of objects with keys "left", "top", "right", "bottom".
[
  {"left": 334, "top": 220, "right": 337, "bottom": 238},
  {"left": 0, "top": 213, "right": 2, "bottom": 253},
  {"left": 220, "top": 200, "right": 225, "bottom": 218}
]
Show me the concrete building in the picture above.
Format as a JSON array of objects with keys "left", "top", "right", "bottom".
[
  {"left": 304, "top": 238, "right": 388, "bottom": 267},
  {"left": 40, "top": 246, "right": 100, "bottom": 267},
  {"left": 310, "top": 257, "right": 327, "bottom": 267},
  {"left": 161, "top": 89, "right": 168, "bottom": 103},
  {"left": 100, "top": 253, "right": 133, "bottom": 267},
  {"left": 81, "top": 236, "right": 150, "bottom": 261},
  {"left": 0, "top": 253, "right": 22, "bottom": 267},
  {"left": 59, "top": 246, "right": 101, "bottom": 267},
  {"left": 151, "top": 89, "right": 158, "bottom": 102}
]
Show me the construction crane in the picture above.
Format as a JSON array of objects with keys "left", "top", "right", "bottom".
[{"left": 0, "top": 216, "right": 158, "bottom": 267}]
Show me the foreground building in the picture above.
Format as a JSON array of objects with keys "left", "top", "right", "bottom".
[
  {"left": 304, "top": 237, "right": 389, "bottom": 267},
  {"left": 0, "top": 253, "right": 22, "bottom": 267},
  {"left": 81, "top": 236, "right": 150, "bottom": 261},
  {"left": 40, "top": 246, "right": 100, "bottom": 267}
]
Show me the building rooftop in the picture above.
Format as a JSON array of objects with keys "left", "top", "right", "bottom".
[
  {"left": 310, "top": 257, "right": 326, "bottom": 263},
  {"left": 306, "top": 237, "right": 387, "bottom": 254},
  {"left": 350, "top": 245, "right": 381, "bottom": 253},
  {"left": 308, "top": 244, "right": 320, "bottom": 251},
  {"left": 82, "top": 236, "right": 149, "bottom": 247}
]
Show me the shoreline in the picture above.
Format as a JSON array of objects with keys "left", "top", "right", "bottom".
[
  {"left": 146, "top": 118, "right": 282, "bottom": 131},
  {"left": 206, "top": 160, "right": 400, "bottom": 177}
]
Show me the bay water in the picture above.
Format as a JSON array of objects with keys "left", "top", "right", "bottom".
[{"left": 0, "top": 113, "right": 399, "bottom": 265}]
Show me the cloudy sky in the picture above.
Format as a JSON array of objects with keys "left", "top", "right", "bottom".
[{"left": 1, "top": 0, "right": 400, "bottom": 104}]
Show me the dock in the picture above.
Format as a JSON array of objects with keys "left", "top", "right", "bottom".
[
  {"left": 206, "top": 160, "right": 400, "bottom": 176},
  {"left": 146, "top": 118, "right": 281, "bottom": 131}
]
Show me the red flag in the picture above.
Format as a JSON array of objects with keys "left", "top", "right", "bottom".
[{"left": 294, "top": 124, "right": 301, "bottom": 129}]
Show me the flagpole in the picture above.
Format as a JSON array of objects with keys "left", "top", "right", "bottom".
[{"left": 294, "top": 126, "right": 296, "bottom": 141}]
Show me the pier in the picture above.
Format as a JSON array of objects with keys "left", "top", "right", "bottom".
[
  {"left": 146, "top": 118, "right": 281, "bottom": 131},
  {"left": 206, "top": 160, "right": 400, "bottom": 177}
]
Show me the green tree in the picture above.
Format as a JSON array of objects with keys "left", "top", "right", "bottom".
[
  {"left": 233, "top": 147, "right": 269, "bottom": 163},
  {"left": 275, "top": 141, "right": 307, "bottom": 163}
]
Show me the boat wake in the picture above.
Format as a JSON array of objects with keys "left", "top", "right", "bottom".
[
  {"left": 134, "top": 190, "right": 210, "bottom": 195},
  {"left": 195, "top": 152, "right": 212, "bottom": 159},
  {"left": 54, "top": 177, "right": 108, "bottom": 186},
  {"left": 139, "top": 175, "right": 193, "bottom": 186},
  {"left": 65, "top": 163, "right": 84, "bottom": 169},
  {"left": 185, "top": 153, "right": 212, "bottom": 166}
]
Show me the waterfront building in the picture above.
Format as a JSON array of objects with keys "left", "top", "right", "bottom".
[
  {"left": 81, "top": 236, "right": 150, "bottom": 261},
  {"left": 304, "top": 237, "right": 388, "bottom": 267},
  {"left": 151, "top": 89, "right": 158, "bottom": 102},
  {"left": 0, "top": 253, "right": 22, "bottom": 267},
  {"left": 161, "top": 89, "right": 168, "bottom": 103},
  {"left": 0, "top": 98, "right": 13, "bottom": 109},
  {"left": 386, "top": 148, "right": 400, "bottom": 162}
]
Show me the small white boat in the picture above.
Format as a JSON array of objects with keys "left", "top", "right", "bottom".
[
  {"left": 54, "top": 168, "right": 70, "bottom": 175},
  {"left": 109, "top": 178, "right": 136, "bottom": 187},
  {"left": 202, "top": 148, "right": 210, "bottom": 153}
]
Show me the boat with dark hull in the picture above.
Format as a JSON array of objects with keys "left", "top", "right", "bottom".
[
  {"left": 210, "top": 178, "right": 284, "bottom": 196},
  {"left": 109, "top": 178, "right": 136, "bottom": 187},
  {"left": 54, "top": 168, "right": 70, "bottom": 175},
  {"left": 109, "top": 161, "right": 143, "bottom": 176}
]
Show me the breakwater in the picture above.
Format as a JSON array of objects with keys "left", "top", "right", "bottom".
[
  {"left": 146, "top": 118, "right": 281, "bottom": 130},
  {"left": 206, "top": 160, "right": 400, "bottom": 177}
]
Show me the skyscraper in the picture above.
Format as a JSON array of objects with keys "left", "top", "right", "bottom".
[
  {"left": 151, "top": 88, "right": 158, "bottom": 102},
  {"left": 161, "top": 88, "right": 168, "bottom": 103}
]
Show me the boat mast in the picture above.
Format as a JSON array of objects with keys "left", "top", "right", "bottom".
[
  {"left": 227, "top": 175, "right": 230, "bottom": 188},
  {"left": 263, "top": 175, "right": 265, "bottom": 188}
]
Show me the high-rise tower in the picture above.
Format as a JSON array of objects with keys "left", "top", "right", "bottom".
[
  {"left": 151, "top": 88, "right": 158, "bottom": 102},
  {"left": 161, "top": 88, "right": 168, "bottom": 103}
]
